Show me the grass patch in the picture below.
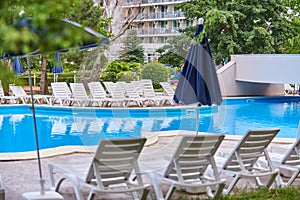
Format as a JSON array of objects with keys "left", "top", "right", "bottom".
[{"left": 177, "top": 187, "right": 300, "bottom": 200}]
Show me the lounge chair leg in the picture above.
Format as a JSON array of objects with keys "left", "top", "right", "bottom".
[
  {"left": 141, "top": 188, "right": 149, "bottom": 200},
  {"left": 287, "top": 168, "right": 300, "bottom": 186},
  {"left": 255, "top": 177, "right": 264, "bottom": 186},
  {"left": 223, "top": 175, "right": 240, "bottom": 195},
  {"left": 165, "top": 184, "right": 176, "bottom": 200},
  {"left": 266, "top": 172, "right": 279, "bottom": 188},
  {"left": 205, "top": 186, "right": 214, "bottom": 198},
  {"left": 87, "top": 191, "right": 96, "bottom": 200},
  {"left": 213, "top": 182, "right": 225, "bottom": 199}
]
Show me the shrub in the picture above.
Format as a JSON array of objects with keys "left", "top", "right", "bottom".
[{"left": 141, "top": 62, "right": 169, "bottom": 89}]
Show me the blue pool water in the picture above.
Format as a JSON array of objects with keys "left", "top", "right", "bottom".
[{"left": 0, "top": 96, "right": 299, "bottom": 153}]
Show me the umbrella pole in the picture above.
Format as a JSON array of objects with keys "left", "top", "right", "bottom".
[
  {"left": 26, "top": 55, "right": 45, "bottom": 195},
  {"left": 196, "top": 106, "right": 199, "bottom": 135}
]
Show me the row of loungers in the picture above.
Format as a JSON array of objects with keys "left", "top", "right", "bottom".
[
  {"left": 40, "top": 128, "right": 300, "bottom": 199},
  {"left": 0, "top": 80, "right": 177, "bottom": 107}
]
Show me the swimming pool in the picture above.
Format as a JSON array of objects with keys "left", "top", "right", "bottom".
[{"left": 0, "top": 96, "right": 299, "bottom": 153}]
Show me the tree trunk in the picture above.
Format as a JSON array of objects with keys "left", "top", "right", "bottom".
[
  {"left": 89, "top": 53, "right": 102, "bottom": 82},
  {"left": 40, "top": 56, "right": 48, "bottom": 94}
]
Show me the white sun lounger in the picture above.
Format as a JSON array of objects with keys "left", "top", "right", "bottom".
[
  {"left": 87, "top": 82, "right": 111, "bottom": 107},
  {"left": 275, "top": 136, "right": 300, "bottom": 187},
  {"left": 48, "top": 138, "right": 150, "bottom": 200},
  {"left": 9, "top": 85, "right": 49, "bottom": 104},
  {"left": 70, "top": 83, "right": 106, "bottom": 107},
  {"left": 222, "top": 128, "right": 280, "bottom": 195},
  {"left": 139, "top": 134, "right": 226, "bottom": 200},
  {"left": 0, "top": 83, "right": 18, "bottom": 104},
  {"left": 50, "top": 82, "right": 74, "bottom": 106}
]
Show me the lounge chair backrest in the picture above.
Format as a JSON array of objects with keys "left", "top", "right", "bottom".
[
  {"left": 107, "top": 83, "right": 127, "bottom": 99},
  {"left": 281, "top": 138, "right": 300, "bottom": 166},
  {"left": 86, "top": 138, "right": 146, "bottom": 189},
  {"left": 51, "top": 82, "right": 72, "bottom": 98},
  {"left": 223, "top": 128, "right": 280, "bottom": 172},
  {"left": 88, "top": 82, "right": 107, "bottom": 99},
  {"left": 141, "top": 79, "right": 156, "bottom": 98},
  {"left": 9, "top": 86, "right": 27, "bottom": 97},
  {"left": 131, "top": 81, "right": 144, "bottom": 96},
  {"left": 160, "top": 82, "right": 175, "bottom": 97},
  {"left": 70, "top": 83, "right": 88, "bottom": 100},
  {"left": 122, "top": 82, "right": 141, "bottom": 98},
  {"left": 164, "top": 134, "right": 224, "bottom": 182}
]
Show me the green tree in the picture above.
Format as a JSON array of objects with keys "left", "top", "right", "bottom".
[
  {"left": 101, "top": 60, "right": 142, "bottom": 82},
  {"left": 178, "top": 0, "right": 298, "bottom": 65},
  {"left": 119, "top": 29, "right": 145, "bottom": 64},
  {"left": 142, "top": 62, "right": 169, "bottom": 88},
  {"left": 157, "top": 34, "right": 191, "bottom": 67},
  {"left": 0, "top": 0, "right": 110, "bottom": 94}
]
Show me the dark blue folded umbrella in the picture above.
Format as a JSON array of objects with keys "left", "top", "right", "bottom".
[
  {"left": 13, "top": 57, "right": 24, "bottom": 75},
  {"left": 174, "top": 23, "right": 222, "bottom": 106},
  {"left": 52, "top": 52, "right": 64, "bottom": 74}
]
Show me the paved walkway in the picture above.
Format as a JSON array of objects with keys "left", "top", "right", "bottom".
[{"left": 0, "top": 136, "right": 298, "bottom": 200}]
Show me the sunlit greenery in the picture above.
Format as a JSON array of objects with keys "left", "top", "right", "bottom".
[{"left": 178, "top": 0, "right": 300, "bottom": 65}]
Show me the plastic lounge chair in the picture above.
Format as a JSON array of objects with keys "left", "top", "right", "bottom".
[
  {"left": 121, "top": 82, "right": 146, "bottom": 107},
  {"left": 159, "top": 82, "right": 176, "bottom": 106},
  {"left": 9, "top": 85, "right": 49, "bottom": 104},
  {"left": 222, "top": 128, "right": 280, "bottom": 195},
  {"left": 103, "top": 82, "right": 130, "bottom": 107},
  {"left": 48, "top": 138, "right": 150, "bottom": 200},
  {"left": 87, "top": 82, "right": 111, "bottom": 107},
  {"left": 140, "top": 79, "right": 165, "bottom": 107},
  {"left": 70, "top": 83, "right": 104, "bottom": 107},
  {"left": 144, "top": 134, "right": 226, "bottom": 200},
  {"left": 275, "top": 136, "right": 300, "bottom": 187},
  {"left": 50, "top": 82, "right": 74, "bottom": 106},
  {"left": 0, "top": 83, "right": 18, "bottom": 104}
]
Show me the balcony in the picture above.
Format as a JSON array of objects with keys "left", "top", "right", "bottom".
[
  {"left": 135, "top": 11, "right": 185, "bottom": 21},
  {"left": 136, "top": 27, "right": 181, "bottom": 36},
  {"left": 125, "top": 0, "right": 189, "bottom": 7}
]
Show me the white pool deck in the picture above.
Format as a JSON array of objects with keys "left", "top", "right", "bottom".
[{"left": 0, "top": 130, "right": 299, "bottom": 200}]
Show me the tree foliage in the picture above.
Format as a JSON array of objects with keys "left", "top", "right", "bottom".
[
  {"left": 141, "top": 62, "right": 169, "bottom": 88},
  {"left": 119, "top": 29, "right": 145, "bottom": 64},
  {"left": 157, "top": 34, "right": 191, "bottom": 68},
  {"left": 178, "top": 0, "right": 300, "bottom": 65},
  {"left": 101, "top": 60, "right": 142, "bottom": 82}
]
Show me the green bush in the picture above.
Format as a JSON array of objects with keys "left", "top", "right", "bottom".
[
  {"left": 141, "top": 62, "right": 169, "bottom": 89},
  {"left": 0, "top": 61, "right": 25, "bottom": 94}
]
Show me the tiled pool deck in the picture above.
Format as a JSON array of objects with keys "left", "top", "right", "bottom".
[{"left": 0, "top": 133, "right": 298, "bottom": 200}]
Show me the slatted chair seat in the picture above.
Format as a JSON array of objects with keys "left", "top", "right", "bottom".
[
  {"left": 48, "top": 138, "right": 150, "bottom": 200},
  {"left": 222, "top": 128, "right": 280, "bottom": 195},
  {"left": 159, "top": 134, "right": 226, "bottom": 200}
]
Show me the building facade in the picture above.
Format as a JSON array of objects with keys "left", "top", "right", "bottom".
[{"left": 121, "top": 0, "right": 195, "bottom": 62}]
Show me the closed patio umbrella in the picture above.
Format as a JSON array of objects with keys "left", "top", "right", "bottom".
[
  {"left": 1, "top": 18, "right": 109, "bottom": 198},
  {"left": 13, "top": 57, "right": 24, "bottom": 75},
  {"left": 52, "top": 52, "right": 64, "bottom": 82},
  {"left": 173, "top": 18, "right": 222, "bottom": 134}
]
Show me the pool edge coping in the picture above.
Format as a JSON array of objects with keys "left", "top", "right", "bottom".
[{"left": 0, "top": 130, "right": 295, "bottom": 161}]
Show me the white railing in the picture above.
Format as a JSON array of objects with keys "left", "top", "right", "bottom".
[
  {"left": 136, "top": 27, "right": 180, "bottom": 35},
  {"left": 136, "top": 11, "right": 185, "bottom": 20},
  {"left": 126, "top": 0, "right": 189, "bottom": 6}
]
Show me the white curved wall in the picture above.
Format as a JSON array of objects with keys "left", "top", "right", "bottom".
[
  {"left": 217, "top": 54, "right": 294, "bottom": 97},
  {"left": 233, "top": 54, "right": 300, "bottom": 84}
]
